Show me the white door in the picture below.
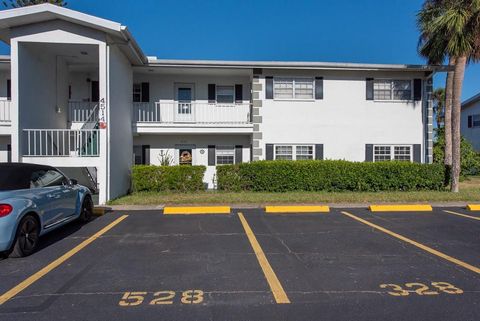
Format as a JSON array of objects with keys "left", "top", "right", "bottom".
[{"left": 174, "top": 84, "right": 195, "bottom": 122}]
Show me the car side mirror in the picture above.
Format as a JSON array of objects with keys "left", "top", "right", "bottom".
[{"left": 70, "top": 179, "right": 78, "bottom": 186}]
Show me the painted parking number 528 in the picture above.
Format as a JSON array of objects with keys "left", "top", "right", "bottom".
[
  {"left": 380, "top": 282, "right": 463, "bottom": 297},
  {"left": 119, "top": 290, "right": 204, "bottom": 306}
]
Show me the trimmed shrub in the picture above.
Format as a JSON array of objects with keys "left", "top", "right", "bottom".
[
  {"left": 132, "top": 165, "right": 206, "bottom": 192},
  {"left": 217, "top": 160, "right": 446, "bottom": 192}
]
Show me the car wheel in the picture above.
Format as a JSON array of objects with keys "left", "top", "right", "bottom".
[
  {"left": 79, "top": 196, "right": 93, "bottom": 223},
  {"left": 10, "top": 215, "right": 40, "bottom": 258}
]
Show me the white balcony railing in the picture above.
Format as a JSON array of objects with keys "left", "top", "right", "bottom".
[
  {"left": 133, "top": 102, "right": 251, "bottom": 124},
  {"left": 69, "top": 101, "right": 98, "bottom": 122},
  {"left": 23, "top": 129, "right": 99, "bottom": 157},
  {"left": 0, "top": 100, "right": 11, "bottom": 123}
]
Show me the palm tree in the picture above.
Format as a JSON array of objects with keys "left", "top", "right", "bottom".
[
  {"left": 2, "top": 0, "right": 66, "bottom": 8},
  {"left": 418, "top": 0, "right": 480, "bottom": 192},
  {"left": 432, "top": 87, "right": 446, "bottom": 127}
]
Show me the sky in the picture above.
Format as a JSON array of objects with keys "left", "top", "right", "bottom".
[{"left": 2, "top": 0, "right": 479, "bottom": 100}]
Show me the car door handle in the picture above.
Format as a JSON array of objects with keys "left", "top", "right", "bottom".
[{"left": 46, "top": 194, "right": 60, "bottom": 199}]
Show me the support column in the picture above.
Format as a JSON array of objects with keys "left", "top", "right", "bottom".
[
  {"left": 424, "top": 77, "right": 434, "bottom": 164},
  {"left": 98, "top": 42, "right": 109, "bottom": 204},
  {"left": 251, "top": 70, "right": 263, "bottom": 161}
]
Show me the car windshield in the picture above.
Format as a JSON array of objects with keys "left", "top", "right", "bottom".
[{"left": 0, "top": 167, "right": 31, "bottom": 191}]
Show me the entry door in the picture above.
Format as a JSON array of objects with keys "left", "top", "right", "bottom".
[
  {"left": 91, "top": 81, "right": 99, "bottom": 102},
  {"left": 177, "top": 145, "right": 195, "bottom": 166},
  {"left": 174, "top": 84, "right": 195, "bottom": 122}
]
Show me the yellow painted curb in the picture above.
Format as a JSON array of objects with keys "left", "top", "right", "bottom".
[
  {"left": 466, "top": 204, "right": 480, "bottom": 211},
  {"left": 163, "top": 206, "right": 231, "bottom": 215},
  {"left": 265, "top": 206, "right": 330, "bottom": 213},
  {"left": 369, "top": 204, "right": 432, "bottom": 212}
]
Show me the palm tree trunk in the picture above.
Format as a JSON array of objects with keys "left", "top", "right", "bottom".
[
  {"left": 451, "top": 55, "right": 467, "bottom": 192},
  {"left": 444, "top": 57, "right": 455, "bottom": 167}
]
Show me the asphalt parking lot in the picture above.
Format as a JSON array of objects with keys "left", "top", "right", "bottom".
[{"left": 0, "top": 207, "right": 479, "bottom": 321}]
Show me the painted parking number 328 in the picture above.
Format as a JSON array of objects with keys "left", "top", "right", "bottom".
[
  {"left": 380, "top": 282, "right": 463, "bottom": 297},
  {"left": 118, "top": 290, "right": 204, "bottom": 306}
]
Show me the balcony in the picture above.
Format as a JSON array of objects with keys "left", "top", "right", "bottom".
[
  {"left": 133, "top": 102, "right": 252, "bottom": 134},
  {"left": 23, "top": 129, "right": 99, "bottom": 157},
  {"left": 68, "top": 101, "right": 98, "bottom": 123},
  {"left": 0, "top": 100, "right": 11, "bottom": 123}
]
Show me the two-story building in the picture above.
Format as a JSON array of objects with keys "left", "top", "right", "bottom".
[
  {"left": 461, "top": 92, "right": 480, "bottom": 152},
  {"left": 0, "top": 4, "right": 445, "bottom": 204}
]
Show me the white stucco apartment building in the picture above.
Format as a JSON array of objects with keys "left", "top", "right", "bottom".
[
  {"left": 0, "top": 4, "right": 445, "bottom": 204},
  {"left": 461, "top": 93, "right": 480, "bottom": 152}
]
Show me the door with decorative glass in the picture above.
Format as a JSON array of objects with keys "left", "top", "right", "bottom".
[{"left": 174, "top": 84, "right": 195, "bottom": 122}]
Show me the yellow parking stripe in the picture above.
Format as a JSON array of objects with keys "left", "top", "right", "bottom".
[
  {"left": 443, "top": 210, "right": 480, "bottom": 221},
  {"left": 369, "top": 204, "right": 432, "bottom": 212},
  {"left": 0, "top": 215, "right": 128, "bottom": 306},
  {"left": 467, "top": 204, "right": 480, "bottom": 211},
  {"left": 341, "top": 211, "right": 480, "bottom": 274},
  {"left": 237, "top": 212, "right": 290, "bottom": 304},
  {"left": 265, "top": 206, "right": 330, "bottom": 213},
  {"left": 163, "top": 206, "right": 230, "bottom": 215}
]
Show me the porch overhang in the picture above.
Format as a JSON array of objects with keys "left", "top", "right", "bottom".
[{"left": 0, "top": 3, "right": 147, "bottom": 65}]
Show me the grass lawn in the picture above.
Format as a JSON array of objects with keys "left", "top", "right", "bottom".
[{"left": 108, "top": 177, "right": 480, "bottom": 206}]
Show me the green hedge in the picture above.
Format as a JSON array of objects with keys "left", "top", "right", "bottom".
[
  {"left": 217, "top": 160, "right": 446, "bottom": 192},
  {"left": 132, "top": 165, "right": 206, "bottom": 192}
]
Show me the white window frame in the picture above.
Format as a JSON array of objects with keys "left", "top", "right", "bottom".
[
  {"left": 216, "top": 85, "right": 235, "bottom": 105},
  {"left": 133, "top": 83, "right": 142, "bottom": 102},
  {"left": 216, "top": 146, "right": 235, "bottom": 165},
  {"left": 273, "top": 77, "right": 315, "bottom": 100},
  {"left": 274, "top": 144, "right": 315, "bottom": 160},
  {"left": 373, "top": 79, "right": 413, "bottom": 102},
  {"left": 472, "top": 114, "right": 480, "bottom": 127},
  {"left": 373, "top": 145, "right": 413, "bottom": 162}
]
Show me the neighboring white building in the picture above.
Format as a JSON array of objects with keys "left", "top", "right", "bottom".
[
  {"left": 461, "top": 93, "right": 480, "bottom": 152},
  {"left": 0, "top": 4, "right": 445, "bottom": 204}
]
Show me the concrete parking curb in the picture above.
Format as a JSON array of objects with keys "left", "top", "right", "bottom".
[
  {"left": 369, "top": 204, "right": 433, "bottom": 212},
  {"left": 265, "top": 206, "right": 330, "bottom": 213},
  {"left": 466, "top": 204, "right": 480, "bottom": 211},
  {"left": 163, "top": 206, "right": 231, "bottom": 215}
]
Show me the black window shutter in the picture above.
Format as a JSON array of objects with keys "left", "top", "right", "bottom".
[
  {"left": 315, "top": 144, "right": 324, "bottom": 160},
  {"left": 91, "top": 81, "right": 99, "bottom": 102},
  {"left": 208, "top": 84, "right": 216, "bottom": 103},
  {"left": 265, "top": 77, "right": 273, "bottom": 99},
  {"left": 7, "top": 79, "right": 11, "bottom": 100},
  {"left": 315, "top": 77, "right": 324, "bottom": 100},
  {"left": 235, "top": 84, "right": 243, "bottom": 103},
  {"left": 265, "top": 144, "right": 274, "bottom": 160},
  {"left": 7, "top": 144, "right": 11, "bottom": 163},
  {"left": 366, "top": 78, "right": 374, "bottom": 100},
  {"left": 413, "top": 144, "right": 422, "bottom": 163},
  {"left": 235, "top": 145, "right": 243, "bottom": 164},
  {"left": 365, "top": 144, "right": 374, "bottom": 162},
  {"left": 141, "top": 82, "right": 150, "bottom": 102},
  {"left": 413, "top": 79, "right": 422, "bottom": 101},
  {"left": 208, "top": 145, "right": 216, "bottom": 165},
  {"left": 142, "top": 145, "right": 150, "bottom": 165},
  {"left": 468, "top": 115, "right": 473, "bottom": 128}
]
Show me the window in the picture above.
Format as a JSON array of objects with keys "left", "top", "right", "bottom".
[
  {"left": 30, "top": 170, "right": 66, "bottom": 188},
  {"left": 133, "top": 83, "right": 142, "bottom": 102},
  {"left": 374, "top": 146, "right": 391, "bottom": 161},
  {"left": 275, "top": 145, "right": 314, "bottom": 160},
  {"left": 275, "top": 145, "right": 293, "bottom": 160},
  {"left": 216, "top": 86, "right": 234, "bottom": 104},
  {"left": 216, "top": 146, "right": 235, "bottom": 165},
  {"left": 274, "top": 78, "right": 314, "bottom": 99},
  {"left": 374, "top": 80, "right": 412, "bottom": 101},
  {"left": 394, "top": 146, "right": 412, "bottom": 161},
  {"left": 296, "top": 145, "right": 314, "bottom": 160},
  {"left": 473, "top": 114, "right": 480, "bottom": 127},
  {"left": 374, "top": 145, "right": 412, "bottom": 162}
]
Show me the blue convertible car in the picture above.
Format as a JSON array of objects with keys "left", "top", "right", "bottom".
[{"left": 0, "top": 163, "right": 93, "bottom": 258}]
